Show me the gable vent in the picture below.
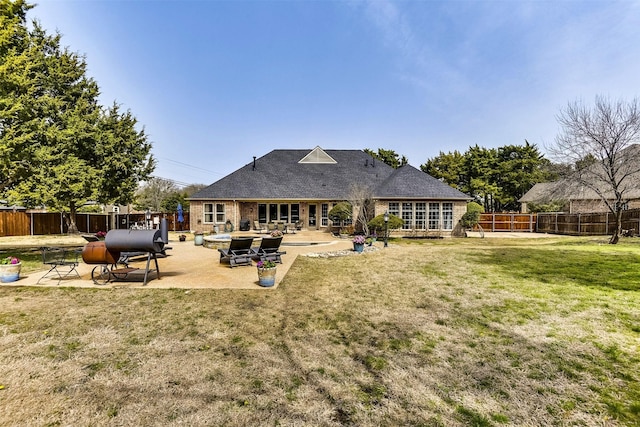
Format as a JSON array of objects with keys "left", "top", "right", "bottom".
[{"left": 299, "top": 146, "right": 337, "bottom": 164}]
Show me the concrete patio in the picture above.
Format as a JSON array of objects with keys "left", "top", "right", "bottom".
[{"left": 7, "top": 231, "right": 358, "bottom": 290}]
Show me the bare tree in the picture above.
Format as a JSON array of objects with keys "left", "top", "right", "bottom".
[
  {"left": 347, "top": 184, "right": 374, "bottom": 236},
  {"left": 548, "top": 96, "right": 640, "bottom": 244},
  {"left": 135, "top": 177, "right": 177, "bottom": 212}
]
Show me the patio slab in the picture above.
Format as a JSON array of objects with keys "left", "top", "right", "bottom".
[{"left": 5, "top": 231, "right": 355, "bottom": 290}]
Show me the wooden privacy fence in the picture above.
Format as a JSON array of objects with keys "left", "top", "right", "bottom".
[
  {"left": 0, "top": 211, "right": 190, "bottom": 237},
  {"left": 478, "top": 213, "right": 537, "bottom": 232},
  {"left": 537, "top": 209, "right": 640, "bottom": 236}
]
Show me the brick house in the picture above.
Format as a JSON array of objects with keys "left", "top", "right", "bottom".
[{"left": 188, "top": 147, "right": 470, "bottom": 235}]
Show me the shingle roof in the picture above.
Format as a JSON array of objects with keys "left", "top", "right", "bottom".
[
  {"left": 190, "top": 148, "right": 470, "bottom": 201},
  {"left": 374, "top": 165, "right": 471, "bottom": 200}
]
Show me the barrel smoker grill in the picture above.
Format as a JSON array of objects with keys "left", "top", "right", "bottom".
[{"left": 82, "top": 229, "right": 165, "bottom": 286}]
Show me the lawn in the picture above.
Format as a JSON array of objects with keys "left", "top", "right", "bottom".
[{"left": 1, "top": 236, "right": 639, "bottom": 426}]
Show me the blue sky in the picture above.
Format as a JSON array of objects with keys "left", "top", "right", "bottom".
[{"left": 31, "top": 0, "right": 640, "bottom": 187}]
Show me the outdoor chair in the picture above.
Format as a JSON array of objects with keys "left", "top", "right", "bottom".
[
  {"left": 251, "top": 236, "right": 286, "bottom": 264},
  {"left": 218, "top": 237, "right": 255, "bottom": 267},
  {"left": 253, "top": 221, "right": 267, "bottom": 233},
  {"left": 37, "top": 246, "right": 82, "bottom": 285}
]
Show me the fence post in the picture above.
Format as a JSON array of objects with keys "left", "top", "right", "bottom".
[{"left": 577, "top": 213, "right": 580, "bottom": 234}]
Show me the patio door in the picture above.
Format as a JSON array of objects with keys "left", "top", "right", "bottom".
[{"left": 308, "top": 204, "right": 317, "bottom": 229}]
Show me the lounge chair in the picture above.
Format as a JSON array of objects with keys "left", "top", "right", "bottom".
[
  {"left": 218, "top": 237, "right": 255, "bottom": 267},
  {"left": 251, "top": 236, "right": 286, "bottom": 263}
]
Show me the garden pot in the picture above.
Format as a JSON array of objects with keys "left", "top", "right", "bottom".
[
  {"left": 353, "top": 243, "right": 364, "bottom": 253},
  {"left": 194, "top": 233, "right": 204, "bottom": 246},
  {"left": 179, "top": 235, "right": 186, "bottom": 242},
  {"left": 0, "top": 262, "right": 21, "bottom": 283},
  {"left": 257, "top": 267, "right": 277, "bottom": 287}
]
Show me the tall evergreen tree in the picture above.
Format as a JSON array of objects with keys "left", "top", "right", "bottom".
[
  {"left": 421, "top": 142, "right": 552, "bottom": 212},
  {"left": 364, "top": 148, "right": 408, "bottom": 169},
  {"left": 0, "top": 0, "right": 154, "bottom": 232}
]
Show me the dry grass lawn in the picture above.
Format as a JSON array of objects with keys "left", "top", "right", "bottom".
[{"left": 1, "top": 236, "right": 639, "bottom": 426}]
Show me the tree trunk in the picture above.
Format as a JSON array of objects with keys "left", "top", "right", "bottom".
[
  {"left": 67, "top": 204, "right": 79, "bottom": 234},
  {"left": 609, "top": 209, "right": 623, "bottom": 244}
]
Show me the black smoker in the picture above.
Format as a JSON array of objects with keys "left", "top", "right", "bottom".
[{"left": 104, "top": 229, "right": 165, "bottom": 285}]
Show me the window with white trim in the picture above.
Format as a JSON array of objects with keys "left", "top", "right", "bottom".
[
  {"left": 388, "top": 202, "right": 399, "bottom": 218},
  {"left": 204, "top": 203, "right": 225, "bottom": 224},
  {"left": 428, "top": 203, "right": 440, "bottom": 230},
  {"left": 321, "top": 203, "right": 329, "bottom": 226},
  {"left": 442, "top": 203, "right": 453, "bottom": 230},
  {"left": 402, "top": 202, "right": 413, "bottom": 230},
  {"left": 415, "top": 203, "right": 426, "bottom": 230}
]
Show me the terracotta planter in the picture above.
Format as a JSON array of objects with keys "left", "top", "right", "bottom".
[
  {"left": 0, "top": 262, "right": 21, "bottom": 283},
  {"left": 257, "top": 267, "right": 277, "bottom": 287}
]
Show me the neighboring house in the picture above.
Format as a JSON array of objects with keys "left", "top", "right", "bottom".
[
  {"left": 520, "top": 181, "right": 640, "bottom": 214},
  {"left": 188, "top": 147, "right": 471, "bottom": 235}
]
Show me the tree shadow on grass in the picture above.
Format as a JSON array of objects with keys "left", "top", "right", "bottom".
[{"left": 466, "top": 247, "right": 640, "bottom": 291}]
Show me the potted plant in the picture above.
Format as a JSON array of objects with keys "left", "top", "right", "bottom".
[
  {"left": 179, "top": 234, "right": 187, "bottom": 242},
  {"left": 353, "top": 235, "right": 366, "bottom": 253},
  {"left": 95, "top": 231, "right": 107, "bottom": 240},
  {"left": 0, "top": 256, "right": 21, "bottom": 283},
  {"left": 256, "top": 259, "right": 277, "bottom": 287},
  {"left": 270, "top": 229, "right": 283, "bottom": 238}
]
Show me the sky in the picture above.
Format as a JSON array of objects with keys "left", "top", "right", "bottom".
[{"left": 30, "top": 0, "right": 640, "bottom": 188}]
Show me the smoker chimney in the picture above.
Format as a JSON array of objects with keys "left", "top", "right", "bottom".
[{"left": 253, "top": 156, "right": 256, "bottom": 170}]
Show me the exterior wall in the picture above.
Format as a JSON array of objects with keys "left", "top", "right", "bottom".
[
  {"left": 189, "top": 200, "right": 236, "bottom": 233},
  {"left": 191, "top": 199, "right": 468, "bottom": 235},
  {"left": 373, "top": 199, "right": 467, "bottom": 237}
]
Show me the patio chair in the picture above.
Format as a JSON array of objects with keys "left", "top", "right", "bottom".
[
  {"left": 37, "top": 246, "right": 82, "bottom": 284},
  {"left": 251, "top": 236, "right": 286, "bottom": 263},
  {"left": 253, "top": 221, "right": 267, "bottom": 233},
  {"left": 218, "top": 237, "right": 255, "bottom": 267}
]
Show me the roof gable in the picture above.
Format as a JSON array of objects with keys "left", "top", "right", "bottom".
[{"left": 298, "top": 146, "right": 337, "bottom": 164}]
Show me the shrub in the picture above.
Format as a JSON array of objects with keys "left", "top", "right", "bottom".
[{"left": 368, "top": 214, "right": 403, "bottom": 234}]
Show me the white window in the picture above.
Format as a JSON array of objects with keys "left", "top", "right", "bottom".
[
  {"left": 204, "top": 203, "right": 225, "bottom": 223},
  {"left": 388, "top": 202, "right": 399, "bottom": 218},
  {"left": 415, "top": 203, "right": 426, "bottom": 230},
  {"left": 321, "top": 203, "right": 329, "bottom": 227},
  {"left": 428, "top": 203, "right": 440, "bottom": 230},
  {"left": 402, "top": 203, "right": 413, "bottom": 230},
  {"left": 443, "top": 203, "right": 453, "bottom": 230}
]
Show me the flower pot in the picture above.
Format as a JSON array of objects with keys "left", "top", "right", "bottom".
[
  {"left": 179, "top": 235, "right": 186, "bottom": 242},
  {"left": 353, "top": 243, "right": 364, "bottom": 253},
  {"left": 0, "top": 262, "right": 21, "bottom": 283},
  {"left": 194, "top": 233, "right": 204, "bottom": 246},
  {"left": 257, "top": 267, "right": 277, "bottom": 287}
]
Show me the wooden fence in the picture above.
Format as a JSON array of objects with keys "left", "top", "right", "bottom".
[
  {"left": 0, "top": 211, "right": 190, "bottom": 237},
  {"left": 478, "top": 213, "right": 537, "bottom": 232},
  {"left": 537, "top": 209, "right": 640, "bottom": 236}
]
